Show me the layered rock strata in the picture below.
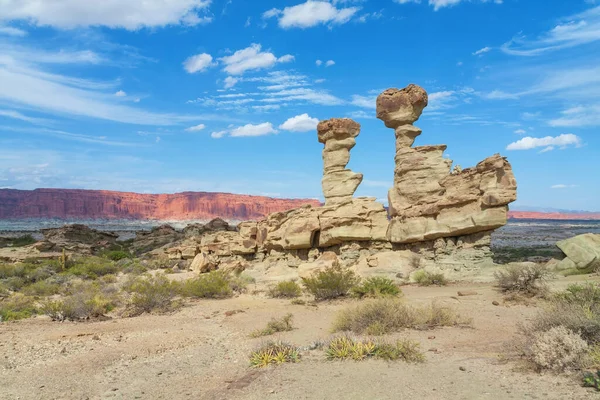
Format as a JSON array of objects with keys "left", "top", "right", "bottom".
[{"left": 318, "top": 118, "right": 363, "bottom": 205}]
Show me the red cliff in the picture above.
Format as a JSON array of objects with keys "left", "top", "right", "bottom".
[
  {"left": 508, "top": 211, "right": 600, "bottom": 221},
  {"left": 0, "top": 189, "right": 322, "bottom": 221}
]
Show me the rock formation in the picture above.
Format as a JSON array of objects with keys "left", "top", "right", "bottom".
[
  {"left": 553, "top": 233, "right": 600, "bottom": 271},
  {"left": 318, "top": 118, "right": 363, "bottom": 205},
  {"left": 166, "top": 83, "right": 518, "bottom": 282},
  {"left": 0, "top": 189, "right": 321, "bottom": 220},
  {"left": 376, "top": 85, "right": 517, "bottom": 244}
]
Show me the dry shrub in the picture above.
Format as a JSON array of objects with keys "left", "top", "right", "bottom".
[
  {"left": 351, "top": 277, "right": 401, "bottom": 299},
  {"left": 332, "top": 299, "right": 470, "bottom": 335},
  {"left": 0, "top": 293, "right": 37, "bottom": 321},
  {"left": 528, "top": 326, "right": 588, "bottom": 372},
  {"left": 412, "top": 270, "right": 448, "bottom": 286},
  {"left": 41, "top": 282, "right": 118, "bottom": 321},
  {"left": 268, "top": 280, "right": 302, "bottom": 298},
  {"left": 302, "top": 265, "right": 360, "bottom": 301},
  {"left": 494, "top": 264, "right": 550, "bottom": 297},
  {"left": 180, "top": 270, "right": 249, "bottom": 299},
  {"left": 122, "top": 274, "right": 179, "bottom": 315},
  {"left": 250, "top": 313, "right": 294, "bottom": 338}
]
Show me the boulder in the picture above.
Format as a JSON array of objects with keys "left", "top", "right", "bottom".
[
  {"left": 131, "top": 225, "right": 183, "bottom": 254},
  {"left": 191, "top": 253, "right": 218, "bottom": 273},
  {"left": 351, "top": 250, "right": 418, "bottom": 280},
  {"left": 297, "top": 251, "right": 340, "bottom": 279},
  {"left": 556, "top": 234, "right": 600, "bottom": 270},
  {"left": 41, "top": 224, "right": 119, "bottom": 254}
]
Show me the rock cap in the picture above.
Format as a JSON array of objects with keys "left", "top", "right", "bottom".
[{"left": 376, "top": 84, "right": 428, "bottom": 128}]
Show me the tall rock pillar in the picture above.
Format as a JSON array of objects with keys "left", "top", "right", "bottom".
[{"left": 317, "top": 118, "right": 363, "bottom": 205}]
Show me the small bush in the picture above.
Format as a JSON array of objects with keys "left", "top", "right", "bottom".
[
  {"left": 302, "top": 265, "right": 360, "bottom": 301},
  {"left": 555, "top": 283, "right": 600, "bottom": 310},
  {"left": 268, "top": 280, "right": 302, "bottom": 298},
  {"left": 413, "top": 270, "right": 448, "bottom": 286},
  {"left": 179, "top": 270, "right": 234, "bottom": 299},
  {"left": 123, "top": 274, "right": 179, "bottom": 315},
  {"left": 41, "top": 282, "right": 118, "bottom": 321},
  {"left": 249, "top": 341, "right": 300, "bottom": 367},
  {"left": 101, "top": 250, "right": 131, "bottom": 261},
  {"left": 583, "top": 370, "right": 600, "bottom": 391},
  {"left": 291, "top": 299, "right": 306, "bottom": 305},
  {"left": 325, "top": 336, "right": 424, "bottom": 363},
  {"left": 527, "top": 326, "right": 589, "bottom": 372},
  {"left": 0, "top": 294, "right": 37, "bottom": 321},
  {"left": 251, "top": 314, "right": 294, "bottom": 338},
  {"left": 494, "top": 264, "right": 550, "bottom": 297},
  {"left": 351, "top": 277, "right": 401, "bottom": 299},
  {"left": 332, "top": 299, "right": 470, "bottom": 335},
  {"left": 21, "top": 280, "right": 61, "bottom": 296},
  {"left": 10, "top": 235, "right": 37, "bottom": 247},
  {"left": 64, "top": 257, "right": 120, "bottom": 279}
]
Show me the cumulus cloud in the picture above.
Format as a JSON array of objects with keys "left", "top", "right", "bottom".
[
  {"left": 183, "top": 53, "right": 215, "bottom": 73},
  {"left": 514, "top": 129, "right": 526, "bottom": 134},
  {"left": 265, "top": 1, "right": 360, "bottom": 29},
  {"left": 185, "top": 123, "right": 206, "bottom": 132},
  {"left": 0, "top": 0, "right": 213, "bottom": 30},
  {"left": 115, "top": 90, "right": 127, "bottom": 97},
  {"left": 0, "top": 25, "right": 27, "bottom": 36},
  {"left": 219, "top": 44, "right": 293, "bottom": 75},
  {"left": 506, "top": 134, "right": 582, "bottom": 151},
  {"left": 325, "top": 60, "right": 335, "bottom": 67},
  {"left": 223, "top": 76, "right": 239, "bottom": 89},
  {"left": 473, "top": 46, "right": 492, "bottom": 56},
  {"left": 279, "top": 113, "right": 319, "bottom": 132},
  {"left": 212, "top": 122, "right": 278, "bottom": 138},
  {"left": 316, "top": 59, "right": 323, "bottom": 66}
]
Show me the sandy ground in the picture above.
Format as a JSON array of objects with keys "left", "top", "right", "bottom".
[{"left": 2, "top": 275, "right": 599, "bottom": 400}]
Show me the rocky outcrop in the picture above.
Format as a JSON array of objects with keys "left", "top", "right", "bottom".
[
  {"left": 40, "top": 224, "right": 119, "bottom": 254},
  {"left": 318, "top": 119, "right": 363, "bottom": 205},
  {"left": 376, "top": 85, "right": 517, "bottom": 244},
  {"left": 0, "top": 189, "right": 321, "bottom": 220},
  {"left": 553, "top": 233, "right": 600, "bottom": 271}
]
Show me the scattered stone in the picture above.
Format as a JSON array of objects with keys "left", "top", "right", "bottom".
[
  {"left": 459, "top": 366, "right": 466, "bottom": 372},
  {"left": 457, "top": 291, "right": 478, "bottom": 297},
  {"left": 492, "top": 301, "right": 500, "bottom": 306},
  {"left": 555, "top": 233, "right": 600, "bottom": 270},
  {"left": 224, "top": 310, "right": 244, "bottom": 317}
]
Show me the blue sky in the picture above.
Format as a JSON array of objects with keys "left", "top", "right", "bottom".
[{"left": 0, "top": 0, "right": 598, "bottom": 211}]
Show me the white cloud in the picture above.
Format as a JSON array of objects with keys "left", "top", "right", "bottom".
[
  {"left": 266, "top": 1, "right": 360, "bottom": 29},
  {"left": 185, "top": 123, "right": 206, "bottom": 132},
  {"left": 394, "top": 0, "right": 503, "bottom": 10},
  {"left": 551, "top": 184, "right": 578, "bottom": 189},
  {"left": 501, "top": 6, "right": 600, "bottom": 56},
  {"left": 351, "top": 94, "right": 376, "bottom": 108},
  {"left": 506, "top": 134, "right": 582, "bottom": 151},
  {"left": 473, "top": 46, "right": 492, "bottom": 56},
  {"left": 0, "top": 25, "right": 27, "bottom": 36},
  {"left": 219, "top": 44, "right": 293, "bottom": 75},
  {"left": 0, "top": 109, "right": 48, "bottom": 125},
  {"left": 456, "top": 61, "right": 463, "bottom": 66},
  {"left": 0, "top": 0, "right": 212, "bottom": 30},
  {"left": 347, "top": 110, "right": 374, "bottom": 119},
  {"left": 549, "top": 104, "right": 600, "bottom": 127},
  {"left": 514, "top": 129, "right": 526, "bottom": 134},
  {"left": 212, "top": 122, "right": 278, "bottom": 139},
  {"left": 183, "top": 53, "right": 215, "bottom": 73},
  {"left": 279, "top": 113, "right": 319, "bottom": 132},
  {"left": 115, "top": 90, "right": 127, "bottom": 97},
  {"left": 325, "top": 60, "right": 335, "bottom": 67},
  {"left": 223, "top": 76, "right": 239, "bottom": 89},
  {"left": 316, "top": 59, "right": 323, "bottom": 66}
]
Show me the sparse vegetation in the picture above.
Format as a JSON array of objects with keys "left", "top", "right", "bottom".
[
  {"left": 0, "top": 293, "right": 37, "bottom": 321},
  {"left": 494, "top": 264, "right": 550, "bottom": 297},
  {"left": 250, "top": 313, "right": 294, "bottom": 337},
  {"left": 249, "top": 341, "right": 300, "bottom": 367},
  {"left": 41, "top": 281, "right": 118, "bottom": 321},
  {"left": 325, "top": 335, "right": 424, "bottom": 363},
  {"left": 351, "top": 277, "right": 401, "bottom": 299},
  {"left": 527, "top": 326, "right": 589, "bottom": 372},
  {"left": 180, "top": 270, "right": 235, "bottom": 299},
  {"left": 122, "top": 274, "right": 179, "bottom": 315},
  {"left": 302, "top": 265, "right": 360, "bottom": 301},
  {"left": 8, "top": 235, "right": 37, "bottom": 247},
  {"left": 268, "top": 280, "right": 302, "bottom": 298},
  {"left": 101, "top": 250, "right": 132, "bottom": 261},
  {"left": 332, "top": 299, "right": 470, "bottom": 335},
  {"left": 583, "top": 370, "right": 600, "bottom": 391},
  {"left": 412, "top": 270, "right": 448, "bottom": 286}
]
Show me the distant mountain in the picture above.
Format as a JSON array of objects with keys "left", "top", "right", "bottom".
[
  {"left": 508, "top": 211, "right": 600, "bottom": 221},
  {"left": 511, "top": 205, "right": 598, "bottom": 214},
  {"left": 0, "top": 189, "right": 321, "bottom": 221}
]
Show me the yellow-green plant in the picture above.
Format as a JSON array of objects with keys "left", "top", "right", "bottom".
[
  {"left": 250, "top": 313, "right": 294, "bottom": 338},
  {"left": 249, "top": 341, "right": 300, "bottom": 367}
]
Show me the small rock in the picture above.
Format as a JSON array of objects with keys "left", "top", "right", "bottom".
[
  {"left": 92, "top": 335, "right": 101, "bottom": 341},
  {"left": 457, "top": 291, "right": 477, "bottom": 297},
  {"left": 492, "top": 301, "right": 500, "bottom": 306},
  {"left": 428, "top": 336, "right": 435, "bottom": 340},
  {"left": 459, "top": 366, "right": 466, "bottom": 372},
  {"left": 428, "top": 348, "right": 438, "bottom": 352}
]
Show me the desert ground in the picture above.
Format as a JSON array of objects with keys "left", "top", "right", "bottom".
[{"left": 2, "top": 273, "right": 598, "bottom": 400}]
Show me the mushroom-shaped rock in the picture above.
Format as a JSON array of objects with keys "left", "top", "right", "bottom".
[{"left": 376, "top": 84, "right": 428, "bottom": 128}]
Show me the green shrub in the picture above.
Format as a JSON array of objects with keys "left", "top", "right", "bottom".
[
  {"left": 325, "top": 335, "right": 424, "bottom": 363},
  {"left": 179, "top": 270, "right": 237, "bottom": 299},
  {"left": 101, "top": 250, "right": 131, "bottom": 261},
  {"left": 0, "top": 294, "right": 37, "bottom": 321},
  {"left": 332, "top": 299, "right": 470, "bottom": 335},
  {"left": 249, "top": 341, "right": 300, "bottom": 367},
  {"left": 555, "top": 283, "right": 600, "bottom": 309},
  {"left": 494, "top": 264, "right": 550, "bottom": 297},
  {"left": 21, "top": 280, "right": 61, "bottom": 296},
  {"left": 10, "top": 235, "right": 37, "bottom": 247},
  {"left": 351, "top": 277, "right": 401, "bottom": 299},
  {"left": 41, "top": 282, "right": 118, "bottom": 321},
  {"left": 64, "top": 256, "right": 120, "bottom": 279},
  {"left": 251, "top": 314, "right": 294, "bottom": 338},
  {"left": 123, "top": 274, "right": 179, "bottom": 315},
  {"left": 413, "top": 270, "right": 448, "bottom": 286},
  {"left": 302, "top": 265, "right": 360, "bottom": 301},
  {"left": 268, "top": 280, "right": 302, "bottom": 298},
  {"left": 584, "top": 370, "right": 600, "bottom": 391}
]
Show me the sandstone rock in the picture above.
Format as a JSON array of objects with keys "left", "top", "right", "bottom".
[
  {"left": 131, "top": 225, "right": 183, "bottom": 255},
  {"left": 351, "top": 250, "right": 418, "bottom": 280},
  {"left": 297, "top": 251, "right": 340, "bottom": 279},
  {"left": 556, "top": 233, "right": 600, "bottom": 270},
  {"left": 41, "top": 224, "right": 119, "bottom": 254},
  {"left": 219, "top": 259, "right": 249, "bottom": 274},
  {"left": 376, "top": 85, "right": 428, "bottom": 128},
  {"left": 201, "top": 231, "right": 257, "bottom": 256},
  {"left": 191, "top": 253, "right": 218, "bottom": 273}
]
